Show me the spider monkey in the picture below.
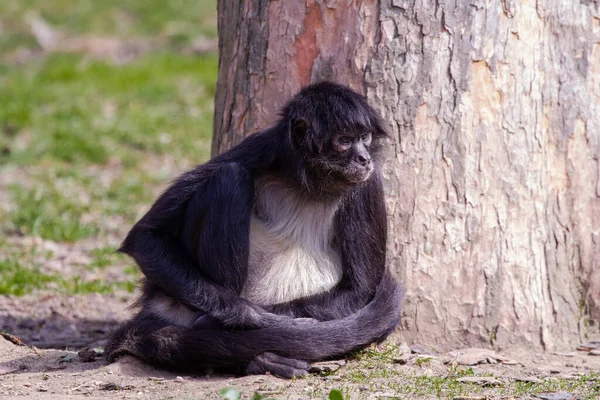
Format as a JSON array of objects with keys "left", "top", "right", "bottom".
[{"left": 105, "top": 82, "right": 404, "bottom": 378}]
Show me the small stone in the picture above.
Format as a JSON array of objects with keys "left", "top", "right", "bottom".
[
  {"left": 456, "top": 376, "right": 500, "bottom": 386},
  {"left": 514, "top": 376, "right": 540, "bottom": 384},
  {"left": 448, "top": 348, "right": 514, "bottom": 366},
  {"left": 589, "top": 349, "right": 600, "bottom": 356},
  {"left": 576, "top": 341, "right": 600, "bottom": 351},
  {"left": 552, "top": 352, "right": 576, "bottom": 357},
  {"left": 77, "top": 349, "right": 100, "bottom": 363},
  {"left": 309, "top": 360, "right": 345, "bottom": 374},
  {"left": 535, "top": 392, "right": 574, "bottom": 400},
  {"left": 174, "top": 376, "right": 185, "bottom": 382},
  {"left": 393, "top": 356, "right": 409, "bottom": 364},
  {"left": 410, "top": 344, "right": 430, "bottom": 354},
  {"left": 99, "top": 382, "right": 134, "bottom": 391},
  {"left": 398, "top": 342, "right": 411, "bottom": 355},
  {"left": 439, "top": 356, "right": 454, "bottom": 364},
  {"left": 0, "top": 332, "right": 25, "bottom": 346},
  {"left": 371, "top": 392, "right": 396, "bottom": 398},
  {"left": 453, "top": 397, "right": 487, "bottom": 400}
]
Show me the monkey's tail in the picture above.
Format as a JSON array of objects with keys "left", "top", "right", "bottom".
[
  {"left": 105, "top": 274, "right": 403, "bottom": 368},
  {"left": 265, "top": 274, "right": 404, "bottom": 360}
]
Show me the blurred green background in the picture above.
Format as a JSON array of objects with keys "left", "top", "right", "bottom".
[{"left": 0, "top": 0, "right": 218, "bottom": 295}]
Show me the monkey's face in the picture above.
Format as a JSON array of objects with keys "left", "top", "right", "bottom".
[
  {"left": 318, "top": 131, "right": 374, "bottom": 185},
  {"left": 290, "top": 117, "right": 381, "bottom": 192}
]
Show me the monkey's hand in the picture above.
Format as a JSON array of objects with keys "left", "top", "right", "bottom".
[
  {"left": 212, "top": 298, "right": 318, "bottom": 330},
  {"left": 205, "top": 298, "right": 281, "bottom": 329}
]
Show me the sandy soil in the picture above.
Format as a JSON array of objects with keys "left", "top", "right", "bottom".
[{"left": 1, "top": 293, "right": 600, "bottom": 399}]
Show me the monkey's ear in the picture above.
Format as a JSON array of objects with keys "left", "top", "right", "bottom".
[
  {"left": 292, "top": 119, "right": 308, "bottom": 137},
  {"left": 290, "top": 119, "right": 308, "bottom": 146}
]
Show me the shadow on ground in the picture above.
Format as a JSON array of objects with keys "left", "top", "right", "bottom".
[{"left": 1, "top": 315, "right": 119, "bottom": 350}]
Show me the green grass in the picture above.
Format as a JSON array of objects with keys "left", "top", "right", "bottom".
[
  {"left": 0, "top": 13, "right": 218, "bottom": 242},
  {"left": 0, "top": 257, "right": 55, "bottom": 296},
  {"left": 9, "top": 184, "right": 98, "bottom": 242},
  {"left": 0, "top": 0, "right": 217, "bottom": 56},
  {"left": 0, "top": 0, "right": 218, "bottom": 296},
  {"left": 88, "top": 246, "right": 122, "bottom": 269},
  {"left": 0, "top": 52, "right": 217, "bottom": 166},
  {"left": 321, "top": 345, "right": 600, "bottom": 399},
  {"left": 56, "top": 276, "right": 136, "bottom": 294},
  {"left": 0, "top": 254, "right": 136, "bottom": 296},
  {"left": 214, "top": 365, "right": 600, "bottom": 400}
]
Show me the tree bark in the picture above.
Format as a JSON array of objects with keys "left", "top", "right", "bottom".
[{"left": 213, "top": 0, "right": 600, "bottom": 351}]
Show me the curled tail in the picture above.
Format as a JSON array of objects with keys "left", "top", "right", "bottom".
[
  {"left": 106, "top": 274, "right": 403, "bottom": 375},
  {"left": 264, "top": 274, "right": 404, "bottom": 360}
]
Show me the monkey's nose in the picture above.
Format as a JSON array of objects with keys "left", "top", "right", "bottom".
[{"left": 357, "top": 154, "right": 371, "bottom": 166}]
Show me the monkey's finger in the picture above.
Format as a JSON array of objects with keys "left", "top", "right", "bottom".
[
  {"left": 191, "top": 314, "right": 221, "bottom": 329},
  {"left": 288, "top": 317, "right": 319, "bottom": 326}
]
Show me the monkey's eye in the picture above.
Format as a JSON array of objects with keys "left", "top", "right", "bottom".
[
  {"left": 338, "top": 136, "right": 353, "bottom": 146},
  {"left": 361, "top": 132, "right": 372, "bottom": 145},
  {"left": 331, "top": 134, "right": 354, "bottom": 152},
  {"left": 333, "top": 135, "right": 354, "bottom": 152}
]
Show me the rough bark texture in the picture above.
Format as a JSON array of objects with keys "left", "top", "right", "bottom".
[{"left": 213, "top": 0, "right": 600, "bottom": 351}]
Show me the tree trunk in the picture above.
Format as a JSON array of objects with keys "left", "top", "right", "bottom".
[{"left": 213, "top": 0, "right": 600, "bottom": 351}]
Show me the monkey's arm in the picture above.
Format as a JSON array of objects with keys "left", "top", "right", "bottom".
[
  {"left": 120, "top": 163, "right": 283, "bottom": 329},
  {"left": 268, "top": 173, "right": 388, "bottom": 320}
]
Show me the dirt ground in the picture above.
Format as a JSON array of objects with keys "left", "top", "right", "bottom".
[{"left": 1, "top": 293, "right": 600, "bottom": 399}]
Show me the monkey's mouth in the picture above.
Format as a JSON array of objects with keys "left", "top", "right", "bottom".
[
  {"left": 313, "top": 159, "right": 373, "bottom": 186},
  {"left": 341, "top": 163, "right": 373, "bottom": 184}
]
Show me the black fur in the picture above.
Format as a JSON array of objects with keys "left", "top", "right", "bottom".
[{"left": 105, "top": 82, "right": 403, "bottom": 378}]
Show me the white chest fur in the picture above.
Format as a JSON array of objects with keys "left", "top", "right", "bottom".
[{"left": 241, "top": 178, "right": 343, "bottom": 305}]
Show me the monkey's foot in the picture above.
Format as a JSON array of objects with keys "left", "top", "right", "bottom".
[{"left": 246, "top": 352, "right": 309, "bottom": 378}]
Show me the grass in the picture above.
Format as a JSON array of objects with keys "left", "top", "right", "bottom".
[
  {"left": 0, "top": 253, "right": 136, "bottom": 296},
  {"left": 88, "top": 246, "right": 122, "bottom": 269},
  {"left": 5, "top": 163, "right": 159, "bottom": 242},
  {"left": 0, "top": 257, "right": 55, "bottom": 296},
  {"left": 9, "top": 184, "right": 98, "bottom": 242},
  {"left": 290, "top": 345, "right": 600, "bottom": 399},
  {"left": 0, "top": 4, "right": 599, "bottom": 399},
  {"left": 0, "top": 52, "right": 217, "bottom": 166},
  {"left": 0, "top": 0, "right": 218, "bottom": 296},
  {"left": 213, "top": 364, "right": 600, "bottom": 400},
  {"left": 0, "top": 0, "right": 217, "bottom": 56}
]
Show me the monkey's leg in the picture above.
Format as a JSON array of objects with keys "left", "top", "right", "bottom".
[
  {"left": 105, "top": 315, "right": 309, "bottom": 378},
  {"left": 106, "top": 278, "right": 403, "bottom": 377}
]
